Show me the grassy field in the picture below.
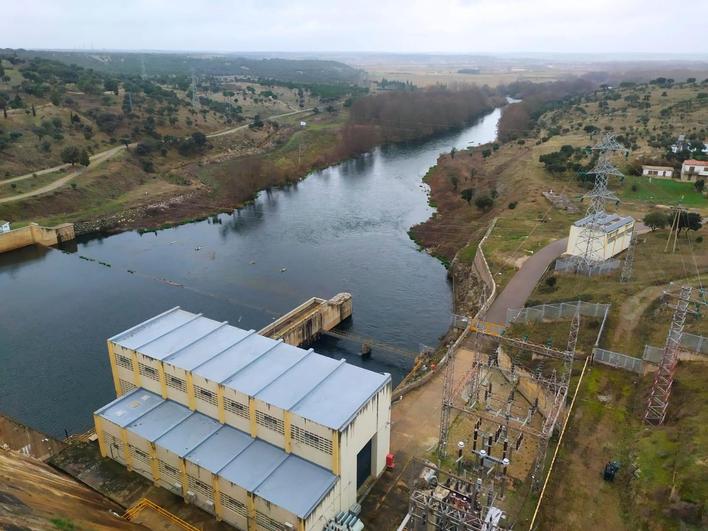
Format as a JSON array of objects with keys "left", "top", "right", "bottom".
[{"left": 618, "top": 176, "right": 707, "bottom": 207}]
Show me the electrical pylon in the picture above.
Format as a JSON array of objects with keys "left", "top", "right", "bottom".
[
  {"left": 644, "top": 286, "right": 692, "bottom": 425},
  {"left": 573, "top": 134, "right": 629, "bottom": 275}
]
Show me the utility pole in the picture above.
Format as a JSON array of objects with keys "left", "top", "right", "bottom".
[{"left": 620, "top": 229, "right": 637, "bottom": 283}]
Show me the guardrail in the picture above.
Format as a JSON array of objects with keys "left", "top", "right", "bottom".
[{"left": 123, "top": 498, "right": 200, "bottom": 530}]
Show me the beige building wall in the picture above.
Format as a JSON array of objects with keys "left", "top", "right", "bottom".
[
  {"left": 338, "top": 384, "right": 391, "bottom": 508},
  {"left": 218, "top": 480, "right": 249, "bottom": 530},
  {"left": 289, "top": 415, "right": 334, "bottom": 470},
  {"left": 566, "top": 220, "right": 634, "bottom": 261}
]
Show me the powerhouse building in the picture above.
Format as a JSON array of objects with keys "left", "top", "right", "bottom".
[{"left": 94, "top": 307, "right": 391, "bottom": 531}]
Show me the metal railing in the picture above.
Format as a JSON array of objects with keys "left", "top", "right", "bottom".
[{"left": 123, "top": 498, "right": 200, "bottom": 530}]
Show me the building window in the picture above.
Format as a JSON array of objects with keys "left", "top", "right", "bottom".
[
  {"left": 291, "top": 425, "right": 333, "bottom": 455},
  {"left": 224, "top": 398, "right": 249, "bottom": 419},
  {"left": 158, "top": 460, "right": 179, "bottom": 481},
  {"left": 120, "top": 379, "right": 137, "bottom": 394},
  {"left": 188, "top": 475, "right": 213, "bottom": 501},
  {"left": 166, "top": 375, "right": 186, "bottom": 393},
  {"left": 129, "top": 445, "right": 151, "bottom": 465},
  {"left": 115, "top": 353, "right": 133, "bottom": 370},
  {"left": 256, "top": 411, "right": 284, "bottom": 434},
  {"left": 220, "top": 492, "right": 247, "bottom": 517},
  {"left": 194, "top": 385, "right": 217, "bottom": 406},
  {"left": 104, "top": 432, "right": 124, "bottom": 461},
  {"left": 256, "top": 511, "right": 286, "bottom": 531},
  {"left": 138, "top": 363, "right": 159, "bottom": 381}
]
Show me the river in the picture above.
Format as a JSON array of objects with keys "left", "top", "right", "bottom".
[{"left": 0, "top": 107, "right": 501, "bottom": 437}]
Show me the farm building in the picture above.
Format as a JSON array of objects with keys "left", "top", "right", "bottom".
[
  {"left": 0, "top": 220, "right": 10, "bottom": 233},
  {"left": 565, "top": 212, "right": 635, "bottom": 261},
  {"left": 641, "top": 165, "right": 673, "bottom": 179},
  {"left": 96, "top": 308, "right": 392, "bottom": 530},
  {"left": 680, "top": 159, "right": 708, "bottom": 182}
]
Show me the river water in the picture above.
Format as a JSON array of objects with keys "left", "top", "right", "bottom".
[{"left": 0, "top": 107, "right": 501, "bottom": 437}]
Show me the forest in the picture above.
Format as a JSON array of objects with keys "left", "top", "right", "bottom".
[{"left": 339, "top": 86, "right": 503, "bottom": 154}]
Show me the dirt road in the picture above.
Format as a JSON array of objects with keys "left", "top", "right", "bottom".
[{"left": 0, "top": 109, "right": 313, "bottom": 203}]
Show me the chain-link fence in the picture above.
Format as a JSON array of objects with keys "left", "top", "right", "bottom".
[
  {"left": 507, "top": 301, "right": 611, "bottom": 325},
  {"left": 555, "top": 257, "right": 621, "bottom": 276},
  {"left": 593, "top": 348, "right": 644, "bottom": 373},
  {"left": 643, "top": 332, "right": 708, "bottom": 361}
]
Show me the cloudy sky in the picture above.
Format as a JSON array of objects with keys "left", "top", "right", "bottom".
[{"left": 3, "top": 0, "right": 707, "bottom": 55}]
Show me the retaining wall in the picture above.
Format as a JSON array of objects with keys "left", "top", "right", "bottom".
[{"left": 0, "top": 223, "right": 75, "bottom": 253}]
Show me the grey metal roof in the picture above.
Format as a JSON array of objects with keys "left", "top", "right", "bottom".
[
  {"left": 255, "top": 454, "right": 338, "bottom": 519},
  {"left": 96, "top": 392, "right": 338, "bottom": 519},
  {"left": 165, "top": 326, "right": 254, "bottom": 370},
  {"left": 139, "top": 316, "right": 226, "bottom": 361},
  {"left": 255, "top": 356, "right": 343, "bottom": 411},
  {"left": 225, "top": 345, "right": 311, "bottom": 398},
  {"left": 293, "top": 364, "right": 390, "bottom": 430},
  {"left": 573, "top": 213, "right": 634, "bottom": 233},
  {"left": 193, "top": 333, "right": 280, "bottom": 383},
  {"left": 156, "top": 412, "right": 221, "bottom": 457},
  {"left": 110, "top": 307, "right": 194, "bottom": 350},
  {"left": 110, "top": 309, "right": 392, "bottom": 430},
  {"left": 186, "top": 425, "right": 253, "bottom": 474},
  {"left": 219, "top": 439, "right": 288, "bottom": 492},
  {"left": 127, "top": 401, "right": 191, "bottom": 442},
  {"left": 94, "top": 388, "right": 163, "bottom": 428}
]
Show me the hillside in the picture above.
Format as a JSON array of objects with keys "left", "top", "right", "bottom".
[
  {"left": 0, "top": 448, "right": 145, "bottom": 530},
  {"left": 411, "top": 78, "right": 707, "bottom": 530}
]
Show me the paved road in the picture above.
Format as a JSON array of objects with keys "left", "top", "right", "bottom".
[
  {"left": 0, "top": 109, "right": 312, "bottom": 203},
  {"left": 485, "top": 238, "right": 569, "bottom": 324}
]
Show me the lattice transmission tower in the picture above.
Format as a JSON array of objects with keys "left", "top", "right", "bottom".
[
  {"left": 573, "top": 134, "right": 629, "bottom": 274},
  {"left": 644, "top": 286, "right": 692, "bottom": 425}
]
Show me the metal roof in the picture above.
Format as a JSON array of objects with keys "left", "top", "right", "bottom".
[
  {"left": 573, "top": 213, "right": 634, "bottom": 233},
  {"left": 94, "top": 388, "right": 163, "bottom": 428},
  {"left": 186, "top": 425, "right": 253, "bottom": 474},
  {"left": 255, "top": 454, "right": 338, "bottom": 519},
  {"left": 293, "top": 363, "right": 387, "bottom": 430},
  {"left": 96, "top": 391, "right": 338, "bottom": 519},
  {"left": 109, "top": 307, "right": 193, "bottom": 350},
  {"left": 219, "top": 439, "right": 288, "bottom": 492},
  {"left": 127, "top": 401, "right": 191, "bottom": 442},
  {"left": 165, "top": 326, "right": 253, "bottom": 370},
  {"left": 223, "top": 343, "right": 309, "bottom": 396},
  {"left": 140, "top": 317, "right": 227, "bottom": 361},
  {"left": 156, "top": 412, "right": 221, "bottom": 457},
  {"left": 193, "top": 333, "right": 279, "bottom": 383},
  {"left": 110, "top": 309, "right": 391, "bottom": 430}
]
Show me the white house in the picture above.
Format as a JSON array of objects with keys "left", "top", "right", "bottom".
[
  {"left": 680, "top": 160, "right": 708, "bottom": 182},
  {"left": 641, "top": 165, "right": 673, "bottom": 179},
  {"left": 566, "top": 212, "right": 635, "bottom": 262},
  {"left": 0, "top": 220, "right": 10, "bottom": 233}
]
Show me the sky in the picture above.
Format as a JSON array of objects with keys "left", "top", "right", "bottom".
[{"left": 3, "top": 0, "right": 707, "bottom": 56}]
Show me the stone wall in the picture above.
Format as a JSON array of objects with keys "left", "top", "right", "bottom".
[{"left": 0, "top": 223, "right": 75, "bottom": 253}]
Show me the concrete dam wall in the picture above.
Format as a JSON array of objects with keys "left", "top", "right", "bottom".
[
  {"left": 0, "top": 223, "right": 75, "bottom": 253},
  {"left": 259, "top": 293, "right": 353, "bottom": 346}
]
